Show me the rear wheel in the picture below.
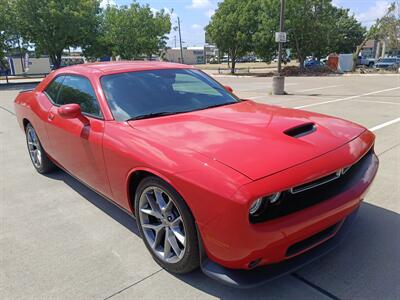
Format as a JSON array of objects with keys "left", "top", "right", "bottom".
[
  {"left": 25, "top": 123, "right": 56, "bottom": 174},
  {"left": 135, "top": 176, "right": 200, "bottom": 274}
]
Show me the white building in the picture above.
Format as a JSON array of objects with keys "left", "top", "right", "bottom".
[{"left": 163, "top": 47, "right": 206, "bottom": 65}]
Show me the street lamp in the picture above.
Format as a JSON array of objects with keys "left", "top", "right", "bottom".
[{"left": 272, "top": 0, "right": 286, "bottom": 95}]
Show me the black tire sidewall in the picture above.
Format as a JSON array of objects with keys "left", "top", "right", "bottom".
[{"left": 134, "top": 176, "right": 200, "bottom": 274}]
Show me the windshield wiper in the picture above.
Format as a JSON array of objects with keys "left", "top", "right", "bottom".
[{"left": 126, "top": 111, "right": 177, "bottom": 121}]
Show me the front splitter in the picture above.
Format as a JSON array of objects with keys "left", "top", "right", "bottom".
[{"left": 200, "top": 208, "right": 358, "bottom": 288}]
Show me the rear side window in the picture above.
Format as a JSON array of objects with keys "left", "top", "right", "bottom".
[
  {"left": 44, "top": 76, "right": 65, "bottom": 102},
  {"left": 57, "top": 75, "right": 102, "bottom": 117}
]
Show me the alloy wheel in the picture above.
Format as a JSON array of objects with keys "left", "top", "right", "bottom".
[
  {"left": 27, "top": 127, "right": 42, "bottom": 168},
  {"left": 138, "top": 186, "right": 186, "bottom": 263}
]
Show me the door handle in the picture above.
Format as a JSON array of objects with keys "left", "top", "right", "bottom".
[{"left": 48, "top": 112, "right": 55, "bottom": 121}]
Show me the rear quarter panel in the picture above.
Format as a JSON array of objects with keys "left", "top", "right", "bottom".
[{"left": 14, "top": 90, "right": 53, "bottom": 151}]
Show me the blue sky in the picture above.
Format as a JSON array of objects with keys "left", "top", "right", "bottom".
[{"left": 102, "top": 0, "right": 394, "bottom": 47}]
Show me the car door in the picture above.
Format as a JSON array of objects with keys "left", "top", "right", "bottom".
[{"left": 44, "top": 74, "right": 111, "bottom": 197}]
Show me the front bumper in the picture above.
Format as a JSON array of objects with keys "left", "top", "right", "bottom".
[
  {"left": 197, "top": 130, "right": 378, "bottom": 272},
  {"left": 201, "top": 208, "right": 358, "bottom": 288}
]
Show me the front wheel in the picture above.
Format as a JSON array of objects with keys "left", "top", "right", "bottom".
[
  {"left": 25, "top": 123, "right": 56, "bottom": 174},
  {"left": 135, "top": 176, "right": 200, "bottom": 274}
]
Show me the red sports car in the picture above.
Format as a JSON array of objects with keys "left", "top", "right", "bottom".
[{"left": 15, "top": 62, "right": 378, "bottom": 287}]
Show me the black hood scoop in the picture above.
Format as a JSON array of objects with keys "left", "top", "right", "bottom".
[{"left": 284, "top": 122, "right": 316, "bottom": 138}]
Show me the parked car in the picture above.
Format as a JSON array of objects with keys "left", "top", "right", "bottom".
[
  {"left": 304, "top": 59, "right": 324, "bottom": 69},
  {"left": 374, "top": 57, "right": 400, "bottom": 70},
  {"left": 273, "top": 55, "right": 291, "bottom": 64},
  {"left": 357, "top": 56, "right": 375, "bottom": 67},
  {"left": 14, "top": 62, "right": 379, "bottom": 288}
]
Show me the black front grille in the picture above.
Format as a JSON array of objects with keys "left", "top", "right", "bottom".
[{"left": 250, "top": 148, "right": 374, "bottom": 223}]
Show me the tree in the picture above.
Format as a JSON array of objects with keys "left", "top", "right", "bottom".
[
  {"left": 251, "top": 0, "right": 279, "bottom": 62},
  {"left": 330, "top": 8, "right": 366, "bottom": 54},
  {"left": 352, "top": 2, "right": 397, "bottom": 70},
  {"left": 0, "top": 0, "right": 15, "bottom": 64},
  {"left": 87, "top": 4, "right": 171, "bottom": 60},
  {"left": 205, "top": 0, "right": 256, "bottom": 74},
  {"left": 282, "top": 0, "right": 365, "bottom": 70},
  {"left": 378, "top": 4, "right": 400, "bottom": 54},
  {"left": 14, "top": 0, "right": 101, "bottom": 69}
]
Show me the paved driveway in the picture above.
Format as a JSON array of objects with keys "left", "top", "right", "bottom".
[{"left": 1, "top": 74, "right": 399, "bottom": 299}]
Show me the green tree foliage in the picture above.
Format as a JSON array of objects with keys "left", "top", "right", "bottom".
[
  {"left": 285, "top": 0, "right": 365, "bottom": 69},
  {"left": 205, "top": 0, "right": 257, "bottom": 74},
  {"left": 14, "top": 0, "right": 101, "bottom": 69},
  {"left": 252, "top": 0, "right": 279, "bottom": 62},
  {"left": 378, "top": 4, "right": 400, "bottom": 53},
  {"left": 206, "top": 0, "right": 365, "bottom": 72},
  {"left": 329, "top": 7, "right": 366, "bottom": 54},
  {"left": 0, "top": 0, "right": 15, "bottom": 64},
  {"left": 85, "top": 4, "right": 171, "bottom": 60},
  {"left": 353, "top": 2, "right": 397, "bottom": 70}
]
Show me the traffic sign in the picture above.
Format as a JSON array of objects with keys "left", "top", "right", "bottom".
[{"left": 275, "top": 32, "right": 287, "bottom": 43}]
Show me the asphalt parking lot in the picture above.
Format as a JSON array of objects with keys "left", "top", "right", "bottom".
[{"left": 1, "top": 74, "right": 399, "bottom": 299}]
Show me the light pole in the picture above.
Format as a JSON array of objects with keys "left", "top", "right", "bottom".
[
  {"left": 178, "top": 17, "right": 184, "bottom": 64},
  {"left": 272, "top": 0, "right": 286, "bottom": 95}
]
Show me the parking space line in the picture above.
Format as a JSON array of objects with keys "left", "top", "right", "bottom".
[
  {"left": 292, "top": 273, "right": 341, "bottom": 300},
  {"left": 103, "top": 269, "right": 163, "bottom": 300},
  {"left": 368, "top": 117, "right": 400, "bottom": 132},
  {"left": 0, "top": 105, "right": 16, "bottom": 116},
  {"left": 350, "top": 99, "right": 400, "bottom": 106},
  {"left": 294, "top": 87, "right": 400, "bottom": 109},
  {"left": 296, "top": 85, "right": 342, "bottom": 93}
]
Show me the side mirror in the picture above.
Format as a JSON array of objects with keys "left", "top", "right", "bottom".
[
  {"left": 224, "top": 85, "right": 234, "bottom": 93},
  {"left": 58, "top": 104, "right": 89, "bottom": 125}
]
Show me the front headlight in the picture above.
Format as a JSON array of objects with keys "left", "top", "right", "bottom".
[
  {"left": 249, "top": 197, "right": 264, "bottom": 215},
  {"left": 249, "top": 192, "right": 281, "bottom": 216}
]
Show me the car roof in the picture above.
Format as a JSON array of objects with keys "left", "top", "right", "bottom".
[{"left": 60, "top": 61, "right": 194, "bottom": 76}]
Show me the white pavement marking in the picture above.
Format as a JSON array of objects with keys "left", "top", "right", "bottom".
[
  {"left": 296, "top": 85, "right": 342, "bottom": 93},
  {"left": 368, "top": 117, "right": 400, "bottom": 132},
  {"left": 350, "top": 99, "right": 400, "bottom": 106},
  {"left": 294, "top": 87, "right": 400, "bottom": 109}
]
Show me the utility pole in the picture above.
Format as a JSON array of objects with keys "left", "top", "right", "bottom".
[
  {"left": 277, "top": 0, "right": 285, "bottom": 76},
  {"left": 178, "top": 17, "right": 184, "bottom": 64},
  {"left": 272, "top": 0, "right": 286, "bottom": 95}
]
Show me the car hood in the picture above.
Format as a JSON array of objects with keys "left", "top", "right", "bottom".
[{"left": 128, "top": 101, "right": 366, "bottom": 180}]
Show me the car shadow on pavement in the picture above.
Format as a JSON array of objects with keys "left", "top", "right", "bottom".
[
  {"left": 171, "top": 202, "right": 400, "bottom": 299},
  {"left": 45, "top": 170, "right": 140, "bottom": 237}
]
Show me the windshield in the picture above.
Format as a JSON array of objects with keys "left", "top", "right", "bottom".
[{"left": 101, "top": 69, "right": 239, "bottom": 121}]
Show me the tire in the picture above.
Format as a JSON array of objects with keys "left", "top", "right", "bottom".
[
  {"left": 25, "top": 123, "right": 56, "bottom": 174},
  {"left": 135, "top": 176, "right": 200, "bottom": 274}
]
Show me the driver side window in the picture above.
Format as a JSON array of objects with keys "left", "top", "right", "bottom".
[{"left": 56, "top": 75, "right": 102, "bottom": 118}]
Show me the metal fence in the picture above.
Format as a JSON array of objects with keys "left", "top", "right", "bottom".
[{"left": 0, "top": 73, "right": 48, "bottom": 85}]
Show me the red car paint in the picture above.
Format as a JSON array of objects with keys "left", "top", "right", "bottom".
[{"left": 14, "top": 62, "right": 378, "bottom": 270}]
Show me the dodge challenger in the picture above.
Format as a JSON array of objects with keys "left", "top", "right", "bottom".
[{"left": 15, "top": 62, "right": 379, "bottom": 287}]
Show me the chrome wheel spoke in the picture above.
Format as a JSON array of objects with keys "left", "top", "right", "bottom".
[
  {"left": 145, "top": 193, "right": 163, "bottom": 219},
  {"left": 154, "top": 189, "right": 167, "bottom": 210},
  {"left": 142, "top": 223, "right": 163, "bottom": 232},
  {"left": 140, "top": 207, "right": 161, "bottom": 218},
  {"left": 152, "top": 226, "right": 165, "bottom": 249},
  {"left": 167, "top": 229, "right": 182, "bottom": 257},
  {"left": 164, "top": 227, "right": 172, "bottom": 258},
  {"left": 171, "top": 226, "right": 185, "bottom": 245}
]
